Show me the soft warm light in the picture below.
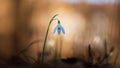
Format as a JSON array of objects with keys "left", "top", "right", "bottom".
[
  {"left": 93, "top": 36, "right": 101, "bottom": 44},
  {"left": 47, "top": 39, "right": 55, "bottom": 47},
  {"left": 92, "top": 36, "right": 105, "bottom": 54}
]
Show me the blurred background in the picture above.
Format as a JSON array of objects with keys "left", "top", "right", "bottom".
[{"left": 0, "top": 0, "right": 119, "bottom": 66}]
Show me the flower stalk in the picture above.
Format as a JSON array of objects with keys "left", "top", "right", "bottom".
[
  {"left": 42, "top": 14, "right": 58, "bottom": 64},
  {"left": 59, "top": 35, "right": 63, "bottom": 59}
]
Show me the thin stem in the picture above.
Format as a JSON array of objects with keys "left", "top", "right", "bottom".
[
  {"left": 55, "top": 36, "right": 58, "bottom": 59},
  {"left": 59, "top": 36, "right": 63, "bottom": 59},
  {"left": 42, "top": 14, "right": 58, "bottom": 64},
  {"left": 16, "top": 40, "right": 40, "bottom": 56}
]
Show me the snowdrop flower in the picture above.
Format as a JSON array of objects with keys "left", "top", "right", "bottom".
[{"left": 53, "top": 20, "right": 65, "bottom": 35}]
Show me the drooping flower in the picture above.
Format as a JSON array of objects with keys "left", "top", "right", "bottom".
[{"left": 53, "top": 20, "right": 65, "bottom": 34}]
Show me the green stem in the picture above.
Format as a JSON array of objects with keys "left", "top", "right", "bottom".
[
  {"left": 59, "top": 36, "right": 63, "bottom": 59},
  {"left": 55, "top": 37, "right": 58, "bottom": 59},
  {"left": 41, "top": 14, "right": 58, "bottom": 64}
]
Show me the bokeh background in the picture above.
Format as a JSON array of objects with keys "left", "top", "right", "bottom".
[{"left": 0, "top": 0, "right": 119, "bottom": 66}]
